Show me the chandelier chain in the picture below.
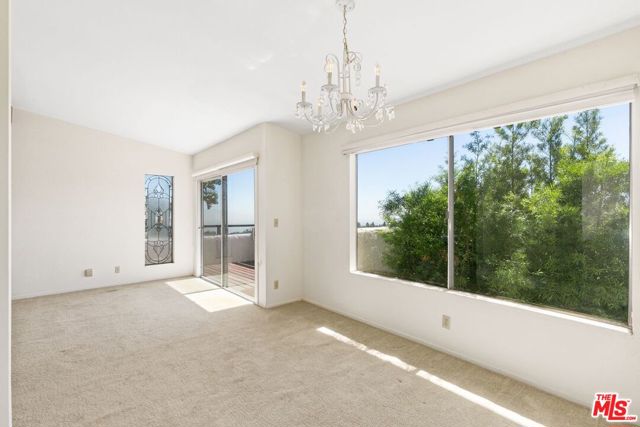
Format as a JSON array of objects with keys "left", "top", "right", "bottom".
[{"left": 342, "top": 6, "right": 349, "bottom": 61}]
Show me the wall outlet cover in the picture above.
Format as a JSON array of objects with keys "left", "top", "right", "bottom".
[
  {"left": 442, "top": 314, "right": 451, "bottom": 330},
  {"left": 84, "top": 268, "right": 93, "bottom": 278}
]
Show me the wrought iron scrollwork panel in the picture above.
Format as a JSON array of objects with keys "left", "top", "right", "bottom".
[{"left": 145, "top": 175, "right": 174, "bottom": 265}]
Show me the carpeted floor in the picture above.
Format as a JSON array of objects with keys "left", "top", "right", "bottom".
[{"left": 12, "top": 277, "right": 603, "bottom": 427}]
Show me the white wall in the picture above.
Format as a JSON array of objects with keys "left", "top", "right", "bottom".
[
  {"left": 193, "top": 123, "right": 302, "bottom": 308},
  {"left": 11, "top": 110, "right": 193, "bottom": 299},
  {"left": 263, "top": 124, "right": 303, "bottom": 307},
  {"left": 0, "top": 0, "right": 9, "bottom": 423},
  {"left": 302, "top": 26, "right": 640, "bottom": 407}
]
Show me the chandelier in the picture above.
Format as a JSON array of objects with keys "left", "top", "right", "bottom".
[{"left": 295, "top": 0, "right": 395, "bottom": 133}]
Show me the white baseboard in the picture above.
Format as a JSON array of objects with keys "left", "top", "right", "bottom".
[
  {"left": 13, "top": 285, "right": 109, "bottom": 300},
  {"left": 12, "top": 275, "right": 195, "bottom": 300},
  {"left": 264, "top": 297, "right": 302, "bottom": 309}
]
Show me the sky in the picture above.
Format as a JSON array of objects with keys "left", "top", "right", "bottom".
[
  {"left": 357, "top": 102, "right": 631, "bottom": 225},
  {"left": 202, "top": 168, "right": 255, "bottom": 227}
]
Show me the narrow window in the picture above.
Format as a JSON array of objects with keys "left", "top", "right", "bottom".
[{"left": 145, "top": 175, "right": 174, "bottom": 265}]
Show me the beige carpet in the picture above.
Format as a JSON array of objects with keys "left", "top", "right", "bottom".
[{"left": 12, "top": 277, "right": 604, "bottom": 427}]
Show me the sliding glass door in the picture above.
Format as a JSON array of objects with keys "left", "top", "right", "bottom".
[
  {"left": 200, "top": 168, "right": 256, "bottom": 300},
  {"left": 224, "top": 168, "right": 256, "bottom": 298},
  {"left": 201, "top": 178, "right": 223, "bottom": 285}
]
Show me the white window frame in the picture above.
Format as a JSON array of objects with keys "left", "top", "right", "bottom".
[{"left": 348, "top": 75, "right": 639, "bottom": 332}]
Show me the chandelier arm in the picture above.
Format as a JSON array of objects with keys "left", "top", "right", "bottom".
[
  {"left": 347, "top": 91, "right": 382, "bottom": 121},
  {"left": 364, "top": 90, "right": 385, "bottom": 117},
  {"left": 302, "top": 106, "right": 323, "bottom": 126},
  {"left": 320, "top": 98, "right": 341, "bottom": 123},
  {"left": 324, "top": 53, "right": 343, "bottom": 94},
  {"left": 325, "top": 54, "right": 340, "bottom": 67},
  {"left": 327, "top": 92, "right": 344, "bottom": 118},
  {"left": 303, "top": 104, "right": 341, "bottom": 129}
]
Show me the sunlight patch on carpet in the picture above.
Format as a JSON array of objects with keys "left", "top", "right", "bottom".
[
  {"left": 166, "top": 277, "right": 218, "bottom": 295},
  {"left": 317, "top": 326, "right": 546, "bottom": 427},
  {"left": 186, "top": 288, "right": 252, "bottom": 312}
]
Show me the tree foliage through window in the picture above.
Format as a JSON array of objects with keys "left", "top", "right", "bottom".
[{"left": 371, "top": 105, "right": 630, "bottom": 323}]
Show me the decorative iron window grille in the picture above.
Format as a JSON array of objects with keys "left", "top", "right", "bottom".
[{"left": 145, "top": 175, "right": 174, "bottom": 265}]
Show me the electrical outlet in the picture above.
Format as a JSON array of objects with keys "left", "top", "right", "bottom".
[
  {"left": 442, "top": 314, "right": 451, "bottom": 330},
  {"left": 114, "top": 266, "right": 120, "bottom": 273},
  {"left": 84, "top": 269, "right": 93, "bottom": 278},
  {"left": 273, "top": 218, "right": 279, "bottom": 227},
  {"left": 273, "top": 280, "right": 279, "bottom": 290}
]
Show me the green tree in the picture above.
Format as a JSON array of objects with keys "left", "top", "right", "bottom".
[
  {"left": 492, "top": 122, "right": 538, "bottom": 196},
  {"left": 463, "top": 131, "right": 489, "bottom": 187},
  {"left": 376, "top": 108, "right": 629, "bottom": 323},
  {"left": 380, "top": 182, "right": 448, "bottom": 286},
  {"left": 202, "top": 180, "right": 220, "bottom": 209},
  {"left": 532, "top": 115, "right": 567, "bottom": 183},
  {"left": 571, "top": 110, "right": 607, "bottom": 160}
]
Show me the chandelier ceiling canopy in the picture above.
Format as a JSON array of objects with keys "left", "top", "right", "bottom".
[{"left": 296, "top": 0, "right": 395, "bottom": 133}]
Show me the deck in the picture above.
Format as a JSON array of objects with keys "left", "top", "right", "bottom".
[{"left": 203, "top": 262, "right": 255, "bottom": 299}]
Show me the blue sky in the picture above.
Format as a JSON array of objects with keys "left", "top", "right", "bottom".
[
  {"left": 357, "top": 137, "right": 448, "bottom": 225},
  {"left": 202, "top": 168, "right": 255, "bottom": 226},
  {"left": 357, "top": 102, "right": 631, "bottom": 225}
]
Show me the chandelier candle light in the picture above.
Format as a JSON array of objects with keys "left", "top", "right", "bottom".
[{"left": 296, "top": 0, "right": 395, "bottom": 133}]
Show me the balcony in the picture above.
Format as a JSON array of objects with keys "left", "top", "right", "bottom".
[{"left": 202, "top": 225, "right": 255, "bottom": 299}]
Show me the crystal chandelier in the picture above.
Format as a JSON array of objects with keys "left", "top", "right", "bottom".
[{"left": 295, "top": 0, "right": 395, "bottom": 133}]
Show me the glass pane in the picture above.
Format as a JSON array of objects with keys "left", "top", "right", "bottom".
[
  {"left": 453, "top": 103, "right": 630, "bottom": 323},
  {"left": 202, "top": 178, "right": 222, "bottom": 284},
  {"left": 224, "top": 168, "right": 256, "bottom": 299},
  {"left": 145, "top": 175, "right": 173, "bottom": 265},
  {"left": 357, "top": 137, "right": 449, "bottom": 287}
]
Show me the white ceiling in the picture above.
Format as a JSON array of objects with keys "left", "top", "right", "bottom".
[{"left": 12, "top": 0, "right": 640, "bottom": 154}]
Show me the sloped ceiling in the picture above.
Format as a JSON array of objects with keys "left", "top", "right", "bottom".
[{"left": 12, "top": 0, "right": 640, "bottom": 153}]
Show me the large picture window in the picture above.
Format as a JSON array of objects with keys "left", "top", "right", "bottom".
[{"left": 356, "top": 103, "right": 630, "bottom": 324}]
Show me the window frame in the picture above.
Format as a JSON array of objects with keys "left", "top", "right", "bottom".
[{"left": 349, "top": 78, "right": 638, "bottom": 331}]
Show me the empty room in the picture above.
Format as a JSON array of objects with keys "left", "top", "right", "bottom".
[{"left": 0, "top": 0, "right": 639, "bottom": 426}]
